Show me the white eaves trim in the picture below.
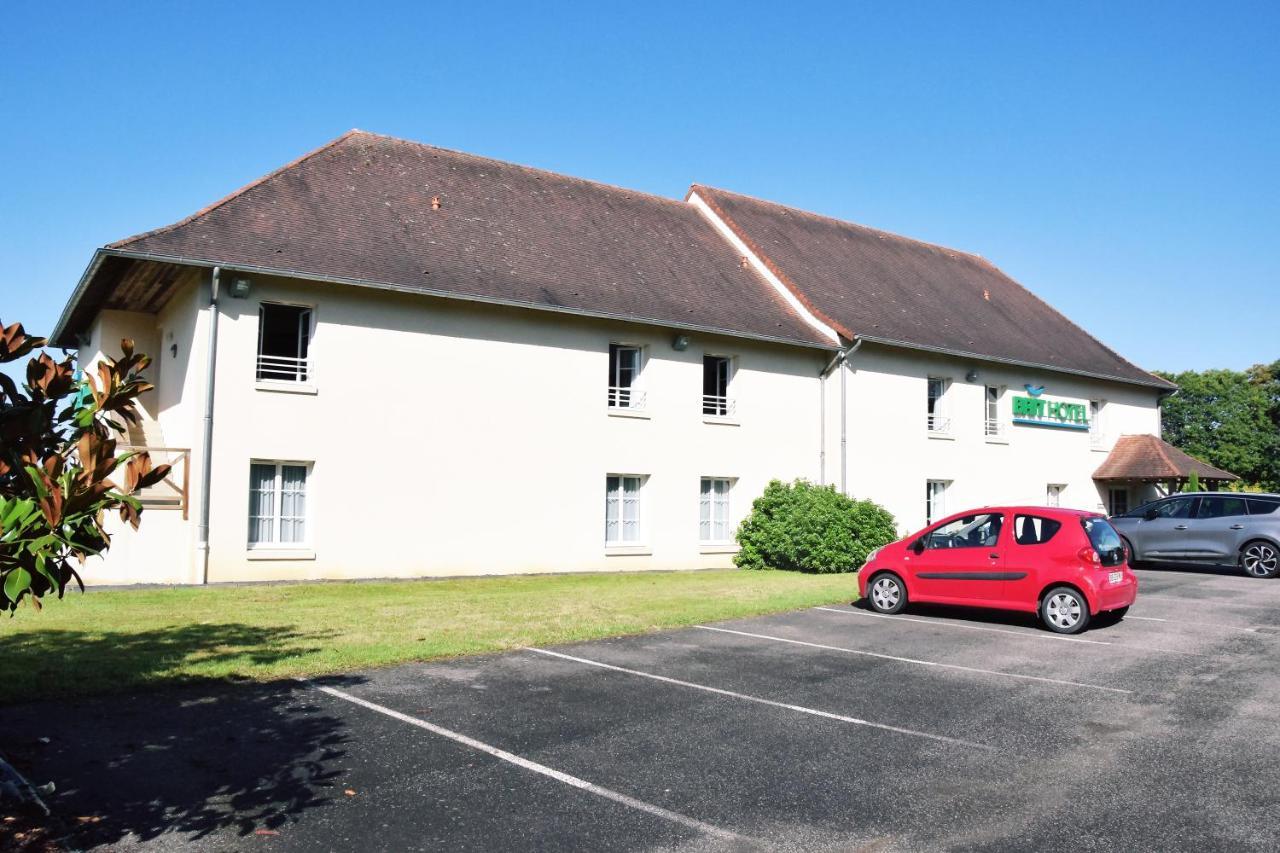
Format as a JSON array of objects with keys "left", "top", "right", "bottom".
[{"left": 688, "top": 191, "right": 841, "bottom": 346}]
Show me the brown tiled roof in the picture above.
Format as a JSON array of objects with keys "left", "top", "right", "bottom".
[
  {"left": 69, "top": 131, "right": 836, "bottom": 349},
  {"left": 1093, "top": 434, "right": 1238, "bottom": 481},
  {"left": 691, "top": 186, "right": 1174, "bottom": 389}
]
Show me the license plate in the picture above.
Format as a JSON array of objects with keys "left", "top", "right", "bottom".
[{"left": 1108, "top": 571, "right": 1124, "bottom": 584}]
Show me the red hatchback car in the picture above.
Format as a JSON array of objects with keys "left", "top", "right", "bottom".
[{"left": 856, "top": 506, "right": 1137, "bottom": 634}]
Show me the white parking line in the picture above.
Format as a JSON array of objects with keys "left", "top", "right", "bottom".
[
  {"left": 1129, "top": 614, "right": 1270, "bottom": 634},
  {"left": 305, "top": 682, "right": 753, "bottom": 845},
  {"left": 813, "top": 607, "right": 1111, "bottom": 645},
  {"left": 526, "top": 647, "right": 993, "bottom": 751},
  {"left": 695, "top": 625, "right": 1130, "bottom": 694}
]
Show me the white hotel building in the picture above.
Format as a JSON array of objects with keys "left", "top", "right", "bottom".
[{"left": 51, "top": 131, "right": 1177, "bottom": 585}]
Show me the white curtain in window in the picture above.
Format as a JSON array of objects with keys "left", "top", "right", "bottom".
[
  {"left": 279, "top": 465, "right": 308, "bottom": 543},
  {"left": 605, "top": 476, "right": 621, "bottom": 542},
  {"left": 248, "top": 463, "right": 277, "bottom": 544},
  {"left": 621, "top": 477, "right": 640, "bottom": 542}
]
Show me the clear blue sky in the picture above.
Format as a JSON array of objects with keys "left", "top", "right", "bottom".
[{"left": 2, "top": 1, "right": 1275, "bottom": 373}]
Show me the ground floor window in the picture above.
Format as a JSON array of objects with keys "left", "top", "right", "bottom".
[
  {"left": 248, "top": 461, "right": 310, "bottom": 546},
  {"left": 700, "top": 478, "right": 733, "bottom": 542},
  {"left": 926, "top": 480, "right": 949, "bottom": 525},
  {"left": 1047, "top": 484, "right": 1065, "bottom": 507},
  {"left": 605, "top": 475, "right": 644, "bottom": 544},
  {"left": 1108, "top": 487, "right": 1130, "bottom": 516}
]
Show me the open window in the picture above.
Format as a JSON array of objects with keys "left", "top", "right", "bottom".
[
  {"left": 927, "top": 377, "right": 950, "bottom": 434},
  {"left": 702, "top": 355, "right": 734, "bottom": 417},
  {"left": 257, "top": 303, "right": 312, "bottom": 382},
  {"left": 607, "top": 344, "right": 644, "bottom": 410}
]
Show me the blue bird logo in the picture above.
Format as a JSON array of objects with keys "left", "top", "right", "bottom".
[{"left": 1024, "top": 384, "right": 1046, "bottom": 397}]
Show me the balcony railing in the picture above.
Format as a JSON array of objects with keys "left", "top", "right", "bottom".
[
  {"left": 702, "top": 395, "right": 737, "bottom": 417},
  {"left": 927, "top": 414, "right": 951, "bottom": 434},
  {"left": 128, "top": 447, "right": 190, "bottom": 519},
  {"left": 256, "top": 354, "right": 311, "bottom": 383},
  {"left": 607, "top": 386, "right": 647, "bottom": 411},
  {"left": 984, "top": 418, "right": 1005, "bottom": 437}
]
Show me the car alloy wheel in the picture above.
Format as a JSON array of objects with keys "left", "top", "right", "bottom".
[
  {"left": 1241, "top": 542, "right": 1280, "bottom": 579},
  {"left": 869, "top": 574, "right": 905, "bottom": 614},
  {"left": 1041, "top": 586, "right": 1090, "bottom": 634}
]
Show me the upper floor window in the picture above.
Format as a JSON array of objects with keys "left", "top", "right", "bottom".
[
  {"left": 1089, "top": 400, "right": 1106, "bottom": 447},
  {"left": 257, "top": 303, "right": 311, "bottom": 382},
  {"left": 927, "top": 377, "right": 950, "bottom": 434},
  {"left": 1046, "top": 484, "right": 1065, "bottom": 507},
  {"left": 984, "top": 385, "right": 1004, "bottom": 437},
  {"left": 702, "top": 355, "right": 735, "bottom": 417},
  {"left": 248, "top": 461, "right": 309, "bottom": 547},
  {"left": 607, "top": 344, "right": 645, "bottom": 410}
]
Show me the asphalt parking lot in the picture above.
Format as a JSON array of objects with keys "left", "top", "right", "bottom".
[{"left": 6, "top": 565, "right": 1280, "bottom": 852}]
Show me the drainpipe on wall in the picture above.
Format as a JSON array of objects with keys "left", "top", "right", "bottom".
[
  {"left": 197, "top": 266, "right": 221, "bottom": 585},
  {"left": 819, "top": 338, "right": 862, "bottom": 493}
]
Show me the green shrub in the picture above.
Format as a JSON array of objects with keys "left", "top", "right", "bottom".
[{"left": 734, "top": 479, "right": 898, "bottom": 573}]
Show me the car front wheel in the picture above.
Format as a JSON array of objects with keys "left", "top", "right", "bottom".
[
  {"left": 867, "top": 573, "right": 907, "bottom": 614},
  {"left": 1240, "top": 541, "right": 1280, "bottom": 579},
  {"left": 1040, "top": 586, "right": 1091, "bottom": 634}
]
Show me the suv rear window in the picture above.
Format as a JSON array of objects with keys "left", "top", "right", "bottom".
[
  {"left": 1081, "top": 517, "right": 1126, "bottom": 567},
  {"left": 1247, "top": 498, "right": 1280, "bottom": 515},
  {"left": 1014, "top": 515, "right": 1062, "bottom": 545}
]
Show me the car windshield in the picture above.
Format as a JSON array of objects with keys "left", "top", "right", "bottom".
[{"left": 1082, "top": 517, "right": 1126, "bottom": 567}]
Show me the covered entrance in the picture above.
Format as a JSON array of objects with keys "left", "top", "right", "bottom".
[{"left": 1093, "top": 434, "right": 1239, "bottom": 514}]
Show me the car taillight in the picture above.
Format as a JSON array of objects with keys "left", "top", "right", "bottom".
[{"left": 1078, "top": 546, "right": 1102, "bottom": 566}]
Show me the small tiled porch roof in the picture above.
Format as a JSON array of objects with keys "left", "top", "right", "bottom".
[{"left": 1093, "top": 434, "right": 1239, "bottom": 483}]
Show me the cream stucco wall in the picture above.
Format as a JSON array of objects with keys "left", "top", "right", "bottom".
[
  {"left": 828, "top": 342, "right": 1164, "bottom": 535},
  {"left": 74, "top": 269, "right": 1168, "bottom": 586},
  {"left": 194, "top": 275, "right": 829, "bottom": 582}
]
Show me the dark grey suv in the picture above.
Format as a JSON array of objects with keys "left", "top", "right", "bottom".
[{"left": 1110, "top": 493, "right": 1280, "bottom": 578}]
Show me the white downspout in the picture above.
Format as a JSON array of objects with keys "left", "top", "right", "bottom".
[
  {"left": 197, "top": 266, "right": 221, "bottom": 584},
  {"left": 819, "top": 339, "right": 861, "bottom": 493}
]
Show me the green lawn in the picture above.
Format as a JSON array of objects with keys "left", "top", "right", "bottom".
[{"left": 1, "top": 569, "right": 857, "bottom": 704}]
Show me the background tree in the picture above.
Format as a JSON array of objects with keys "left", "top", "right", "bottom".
[
  {"left": 1157, "top": 367, "right": 1279, "bottom": 491},
  {"left": 0, "top": 320, "right": 169, "bottom": 614}
]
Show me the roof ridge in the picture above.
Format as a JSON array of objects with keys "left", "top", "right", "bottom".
[
  {"left": 109, "top": 129, "right": 364, "bottom": 249},
  {"left": 352, "top": 130, "right": 696, "bottom": 212},
  {"left": 690, "top": 184, "right": 989, "bottom": 263}
]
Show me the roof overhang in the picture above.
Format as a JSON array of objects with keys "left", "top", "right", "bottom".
[
  {"left": 52, "top": 248, "right": 844, "bottom": 353},
  {"left": 852, "top": 335, "right": 1177, "bottom": 393}
]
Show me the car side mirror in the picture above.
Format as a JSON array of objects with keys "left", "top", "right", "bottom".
[
  {"left": 1144, "top": 508, "right": 1160, "bottom": 521},
  {"left": 911, "top": 539, "right": 926, "bottom": 555}
]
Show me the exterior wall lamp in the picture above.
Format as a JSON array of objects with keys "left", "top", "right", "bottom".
[
  {"left": 672, "top": 334, "right": 690, "bottom": 351},
  {"left": 229, "top": 277, "right": 252, "bottom": 299}
]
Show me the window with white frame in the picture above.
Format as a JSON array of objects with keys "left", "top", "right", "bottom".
[
  {"left": 248, "top": 461, "right": 310, "bottom": 546},
  {"left": 927, "top": 377, "right": 950, "bottom": 433},
  {"left": 1089, "top": 400, "right": 1105, "bottom": 447},
  {"left": 699, "top": 478, "right": 732, "bottom": 542},
  {"left": 984, "top": 385, "right": 1003, "bottom": 437},
  {"left": 926, "top": 479, "right": 949, "bottom": 525},
  {"left": 702, "top": 356, "right": 734, "bottom": 417},
  {"left": 607, "top": 344, "right": 644, "bottom": 410},
  {"left": 1047, "top": 483, "right": 1065, "bottom": 507},
  {"left": 605, "top": 474, "right": 644, "bottom": 544},
  {"left": 257, "top": 303, "right": 312, "bottom": 382}
]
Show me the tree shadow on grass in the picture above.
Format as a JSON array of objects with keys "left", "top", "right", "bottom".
[{"left": 0, "top": 623, "right": 360, "bottom": 849}]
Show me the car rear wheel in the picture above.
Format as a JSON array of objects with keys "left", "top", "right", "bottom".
[
  {"left": 1240, "top": 541, "right": 1280, "bottom": 579},
  {"left": 867, "top": 573, "right": 907, "bottom": 614},
  {"left": 1040, "top": 586, "right": 1091, "bottom": 634}
]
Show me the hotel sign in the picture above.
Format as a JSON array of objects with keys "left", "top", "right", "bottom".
[{"left": 1011, "top": 384, "right": 1089, "bottom": 431}]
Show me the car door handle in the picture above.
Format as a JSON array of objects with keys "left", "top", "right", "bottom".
[
  {"left": 989, "top": 553, "right": 1000, "bottom": 560},
  {"left": 1230, "top": 524, "right": 1245, "bottom": 530},
  {"left": 1174, "top": 524, "right": 1188, "bottom": 530}
]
